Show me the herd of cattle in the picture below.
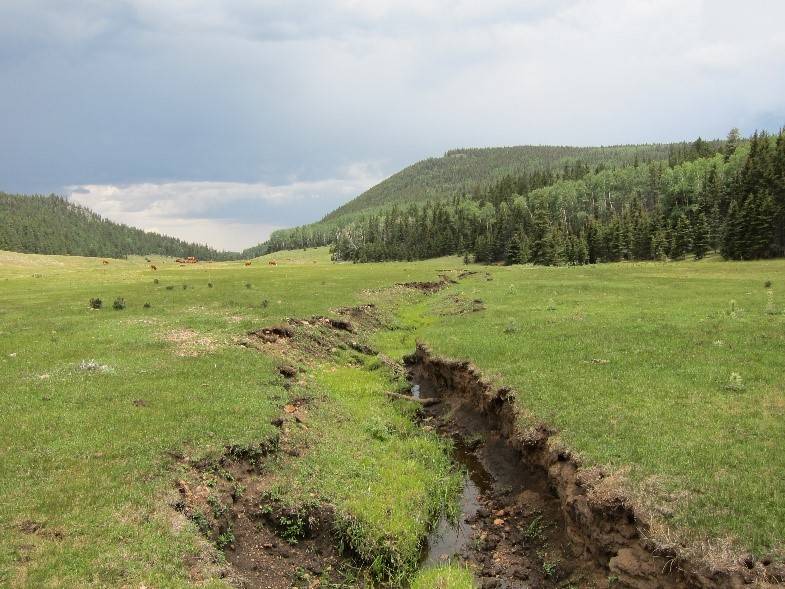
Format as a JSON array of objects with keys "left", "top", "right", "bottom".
[{"left": 100, "top": 258, "right": 279, "bottom": 269}]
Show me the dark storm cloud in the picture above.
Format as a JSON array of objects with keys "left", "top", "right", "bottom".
[{"left": 1, "top": 0, "right": 784, "bottom": 249}]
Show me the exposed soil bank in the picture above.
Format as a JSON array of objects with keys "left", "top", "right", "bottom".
[
  {"left": 406, "top": 344, "right": 781, "bottom": 589},
  {"left": 172, "top": 402, "right": 358, "bottom": 588}
]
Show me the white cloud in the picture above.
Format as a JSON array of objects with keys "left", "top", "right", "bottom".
[{"left": 67, "top": 162, "right": 385, "bottom": 250}]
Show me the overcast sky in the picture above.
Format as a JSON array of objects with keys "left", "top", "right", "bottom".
[{"left": 2, "top": 1, "right": 784, "bottom": 250}]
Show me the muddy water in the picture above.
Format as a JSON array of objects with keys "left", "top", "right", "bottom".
[
  {"left": 421, "top": 435, "right": 491, "bottom": 566},
  {"left": 412, "top": 376, "right": 590, "bottom": 588}
]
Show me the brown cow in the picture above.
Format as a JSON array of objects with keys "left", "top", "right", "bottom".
[
  {"left": 244, "top": 261, "right": 252, "bottom": 266},
  {"left": 268, "top": 260, "right": 277, "bottom": 266},
  {"left": 102, "top": 260, "right": 109, "bottom": 265},
  {"left": 150, "top": 265, "right": 157, "bottom": 271}
]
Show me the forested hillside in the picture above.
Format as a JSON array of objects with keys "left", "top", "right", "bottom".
[
  {"left": 261, "top": 140, "right": 722, "bottom": 253},
  {"left": 330, "top": 129, "right": 785, "bottom": 265},
  {"left": 325, "top": 143, "right": 707, "bottom": 219},
  {"left": 0, "top": 193, "right": 238, "bottom": 260}
]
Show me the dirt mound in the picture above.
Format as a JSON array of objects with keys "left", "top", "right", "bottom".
[
  {"left": 396, "top": 277, "right": 451, "bottom": 293},
  {"left": 406, "top": 344, "right": 783, "bottom": 589},
  {"left": 243, "top": 309, "right": 381, "bottom": 364},
  {"left": 248, "top": 325, "right": 294, "bottom": 343}
]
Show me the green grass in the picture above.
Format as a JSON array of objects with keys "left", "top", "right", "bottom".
[
  {"left": 272, "top": 364, "right": 460, "bottom": 581},
  {"left": 0, "top": 248, "right": 461, "bottom": 587},
  {"left": 410, "top": 563, "right": 476, "bottom": 589},
  {"left": 2, "top": 247, "right": 784, "bottom": 586},
  {"left": 373, "top": 256, "right": 785, "bottom": 559}
]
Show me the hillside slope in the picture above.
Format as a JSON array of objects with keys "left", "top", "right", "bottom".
[
  {"left": 260, "top": 139, "right": 721, "bottom": 253},
  {"left": 323, "top": 143, "right": 694, "bottom": 221},
  {"left": 0, "top": 193, "right": 238, "bottom": 260}
]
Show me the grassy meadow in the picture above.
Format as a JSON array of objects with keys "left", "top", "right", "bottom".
[
  {"left": 1, "top": 247, "right": 783, "bottom": 587},
  {"left": 374, "top": 256, "right": 785, "bottom": 561},
  {"left": 0, "top": 249, "right": 462, "bottom": 587}
]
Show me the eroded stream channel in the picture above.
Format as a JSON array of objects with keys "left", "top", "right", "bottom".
[{"left": 411, "top": 373, "right": 602, "bottom": 588}]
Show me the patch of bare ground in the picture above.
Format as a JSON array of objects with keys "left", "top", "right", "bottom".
[
  {"left": 395, "top": 273, "right": 463, "bottom": 293},
  {"left": 163, "top": 329, "right": 218, "bottom": 357},
  {"left": 171, "top": 400, "right": 358, "bottom": 589},
  {"left": 406, "top": 344, "right": 784, "bottom": 588},
  {"left": 241, "top": 306, "right": 383, "bottom": 366}
]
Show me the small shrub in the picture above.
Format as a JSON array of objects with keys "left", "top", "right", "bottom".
[
  {"left": 542, "top": 561, "right": 558, "bottom": 578},
  {"left": 190, "top": 511, "right": 211, "bottom": 536},
  {"left": 143, "top": 302, "right": 151, "bottom": 309},
  {"left": 89, "top": 297, "right": 102, "bottom": 310},
  {"left": 245, "top": 282, "right": 252, "bottom": 289},
  {"left": 503, "top": 320, "right": 520, "bottom": 334},
  {"left": 278, "top": 513, "right": 307, "bottom": 544},
  {"left": 112, "top": 297, "right": 126, "bottom": 310},
  {"left": 765, "top": 280, "right": 772, "bottom": 288},
  {"left": 523, "top": 514, "right": 547, "bottom": 542},
  {"left": 208, "top": 282, "right": 213, "bottom": 288},
  {"left": 182, "top": 284, "right": 188, "bottom": 290},
  {"left": 261, "top": 299, "right": 269, "bottom": 308},
  {"left": 153, "top": 278, "right": 159, "bottom": 284},
  {"left": 207, "top": 495, "right": 227, "bottom": 518},
  {"left": 165, "top": 285, "right": 175, "bottom": 290}
]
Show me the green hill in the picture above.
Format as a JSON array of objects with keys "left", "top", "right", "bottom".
[
  {"left": 324, "top": 143, "right": 687, "bottom": 221},
  {"left": 260, "top": 139, "right": 722, "bottom": 253},
  {"left": 0, "top": 193, "right": 239, "bottom": 260}
]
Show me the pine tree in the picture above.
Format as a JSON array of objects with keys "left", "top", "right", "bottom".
[
  {"left": 708, "top": 203, "right": 722, "bottom": 251},
  {"left": 670, "top": 214, "right": 692, "bottom": 259},
  {"left": 721, "top": 199, "right": 742, "bottom": 260},
  {"left": 505, "top": 233, "right": 523, "bottom": 265},
  {"left": 530, "top": 209, "right": 555, "bottom": 265},
  {"left": 651, "top": 230, "right": 668, "bottom": 260},
  {"left": 746, "top": 191, "right": 775, "bottom": 259},
  {"left": 692, "top": 211, "right": 710, "bottom": 259},
  {"left": 724, "top": 127, "right": 741, "bottom": 160}
]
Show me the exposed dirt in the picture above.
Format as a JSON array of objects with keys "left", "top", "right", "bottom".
[
  {"left": 396, "top": 277, "right": 452, "bottom": 293},
  {"left": 242, "top": 307, "right": 382, "bottom": 365},
  {"left": 412, "top": 370, "right": 606, "bottom": 589},
  {"left": 406, "top": 344, "right": 784, "bottom": 589},
  {"left": 163, "top": 328, "right": 218, "bottom": 356},
  {"left": 172, "top": 402, "right": 358, "bottom": 589}
]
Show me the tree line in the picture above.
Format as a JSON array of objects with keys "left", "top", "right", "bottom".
[
  {"left": 329, "top": 129, "right": 785, "bottom": 265},
  {"left": 0, "top": 193, "right": 239, "bottom": 260}
]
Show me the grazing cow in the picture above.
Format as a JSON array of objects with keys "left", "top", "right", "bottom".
[
  {"left": 102, "top": 260, "right": 109, "bottom": 265},
  {"left": 150, "top": 265, "right": 157, "bottom": 271},
  {"left": 244, "top": 261, "right": 252, "bottom": 266},
  {"left": 268, "top": 260, "right": 277, "bottom": 266}
]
